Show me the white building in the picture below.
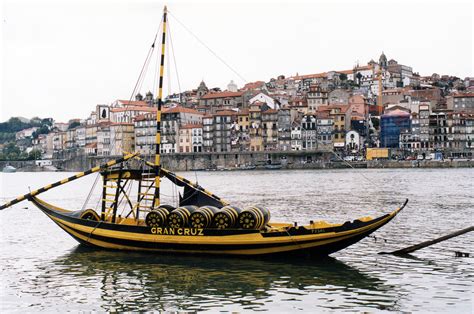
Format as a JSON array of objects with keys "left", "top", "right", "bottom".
[
  {"left": 249, "top": 93, "right": 278, "bottom": 110},
  {"left": 291, "top": 126, "right": 302, "bottom": 151},
  {"left": 345, "top": 130, "right": 361, "bottom": 153}
]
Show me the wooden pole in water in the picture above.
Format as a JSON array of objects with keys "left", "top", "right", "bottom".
[
  {"left": 0, "top": 152, "right": 138, "bottom": 210},
  {"left": 380, "top": 226, "right": 474, "bottom": 255}
]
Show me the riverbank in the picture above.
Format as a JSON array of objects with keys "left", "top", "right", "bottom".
[{"left": 1, "top": 153, "right": 473, "bottom": 172}]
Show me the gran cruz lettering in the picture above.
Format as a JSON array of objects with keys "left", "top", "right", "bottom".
[{"left": 150, "top": 227, "right": 204, "bottom": 236}]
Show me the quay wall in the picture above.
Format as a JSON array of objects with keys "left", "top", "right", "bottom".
[{"left": 1, "top": 152, "right": 473, "bottom": 172}]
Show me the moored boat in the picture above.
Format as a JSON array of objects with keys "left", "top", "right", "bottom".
[
  {"left": 2, "top": 165, "right": 17, "bottom": 173},
  {"left": 0, "top": 6, "right": 408, "bottom": 258}
]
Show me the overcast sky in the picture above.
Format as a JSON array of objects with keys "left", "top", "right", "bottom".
[{"left": 1, "top": 0, "right": 473, "bottom": 122}]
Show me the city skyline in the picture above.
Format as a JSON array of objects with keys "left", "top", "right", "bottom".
[{"left": 2, "top": 0, "right": 473, "bottom": 122}]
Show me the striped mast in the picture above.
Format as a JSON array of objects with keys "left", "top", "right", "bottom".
[{"left": 154, "top": 5, "right": 167, "bottom": 208}]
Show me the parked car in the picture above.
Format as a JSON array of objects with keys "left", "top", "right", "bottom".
[{"left": 405, "top": 156, "right": 416, "bottom": 160}]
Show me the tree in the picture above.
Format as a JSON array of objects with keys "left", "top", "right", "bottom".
[
  {"left": 68, "top": 121, "right": 81, "bottom": 130},
  {"left": 339, "top": 73, "right": 348, "bottom": 81},
  {"left": 356, "top": 72, "right": 363, "bottom": 86},
  {"left": 1, "top": 142, "right": 21, "bottom": 160},
  {"left": 28, "top": 149, "right": 42, "bottom": 160}
]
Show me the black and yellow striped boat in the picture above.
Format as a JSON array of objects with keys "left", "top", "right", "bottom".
[
  {"left": 27, "top": 195, "right": 407, "bottom": 257},
  {"left": 0, "top": 6, "right": 408, "bottom": 258}
]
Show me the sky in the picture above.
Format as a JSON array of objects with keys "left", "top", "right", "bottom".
[{"left": 1, "top": 0, "right": 473, "bottom": 122}]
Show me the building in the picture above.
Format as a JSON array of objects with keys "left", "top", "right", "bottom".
[
  {"left": 316, "top": 113, "right": 334, "bottom": 149},
  {"left": 291, "top": 123, "right": 302, "bottom": 151},
  {"left": 451, "top": 93, "right": 474, "bottom": 112},
  {"left": 110, "top": 123, "right": 134, "bottom": 155},
  {"left": 345, "top": 130, "right": 361, "bottom": 153},
  {"left": 277, "top": 107, "right": 292, "bottom": 151},
  {"left": 212, "top": 110, "right": 235, "bottom": 152},
  {"left": 199, "top": 91, "right": 245, "bottom": 112},
  {"left": 418, "top": 104, "right": 430, "bottom": 151},
  {"left": 134, "top": 113, "right": 156, "bottom": 155},
  {"left": 249, "top": 93, "right": 278, "bottom": 110},
  {"left": 380, "top": 109, "right": 411, "bottom": 148},
  {"left": 202, "top": 115, "right": 214, "bottom": 152},
  {"left": 300, "top": 115, "right": 317, "bottom": 150},
  {"left": 261, "top": 109, "right": 279, "bottom": 150},
  {"left": 161, "top": 106, "right": 203, "bottom": 154},
  {"left": 235, "top": 109, "right": 250, "bottom": 151},
  {"left": 307, "top": 85, "right": 328, "bottom": 112}
]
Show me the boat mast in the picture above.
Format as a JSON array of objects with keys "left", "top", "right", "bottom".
[{"left": 154, "top": 5, "right": 167, "bottom": 208}]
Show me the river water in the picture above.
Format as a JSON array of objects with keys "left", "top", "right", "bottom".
[{"left": 0, "top": 168, "right": 473, "bottom": 312}]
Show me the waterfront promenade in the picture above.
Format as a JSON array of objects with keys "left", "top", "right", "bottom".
[{"left": 2, "top": 151, "right": 473, "bottom": 172}]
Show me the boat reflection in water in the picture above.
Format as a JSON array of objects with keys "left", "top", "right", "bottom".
[{"left": 37, "top": 246, "right": 397, "bottom": 312}]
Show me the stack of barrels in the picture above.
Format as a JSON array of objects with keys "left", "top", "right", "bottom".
[{"left": 145, "top": 204, "right": 271, "bottom": 230}]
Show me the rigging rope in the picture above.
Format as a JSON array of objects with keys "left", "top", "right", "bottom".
[
  {"left": 168, "top": 10, "right": 247, "bottom": 83},
  {"left": 168, "top": 22, "right": 182, "bottom": 103},
  {"left": 81, "top": 173, "right": 101, "bottom": 211}
]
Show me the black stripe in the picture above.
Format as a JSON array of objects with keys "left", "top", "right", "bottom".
[
  {"left": 159, "top": 76, "right": 164, "bottom": 89},
  {"left": 160, "top": 54, "right": 165, "bottom": 66}
]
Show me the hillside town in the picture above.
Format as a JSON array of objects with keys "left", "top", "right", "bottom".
[{"left": 4, "top": 53, "right": 474, "bottom": 162}]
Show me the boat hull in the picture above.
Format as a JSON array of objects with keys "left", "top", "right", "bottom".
[{"left": 30, "top": 197, "right": 406, "bottom": 257}]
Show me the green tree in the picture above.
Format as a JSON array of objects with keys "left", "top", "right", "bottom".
[
  {"left": 339, "top": 73, "right": 348, "bottom": 81},
  {"left": 68, "top": 121, "right": 81, "bottom": 130},
  {"left": 28, "top": 149, "right": 42, "bottom": 160}
]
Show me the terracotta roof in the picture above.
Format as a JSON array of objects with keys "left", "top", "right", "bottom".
[
  {"left": 134, "top": 113, "right": 156, "bottom": 122},
  {"left": 181, "top": 123, "right": 203, "bottom": 129},
  {"left": 163, "top": 106, "right": 202, "bottom": 115},
  {"left": 291, "top": 72, "right": 327, "bottom": 80},
  {"left": 382, "top": 109, "right": 411, "bottom": 117},
  {"left": 263, "top": 109, "right": 278, "bottom": 114},
  {"left": 237, "top": 109, "right": 250, "bottom": 115},
  {"left": 111, "top": 106, "right": 156, "bottom": 113},
  {"left": 200, "top": 91, "right": 244, "bottom": 99},
  {"left": 242, "top": 81, "right": 265, "bottom": 90},
  {"left": 85, "top": 143, "right": 97, "bottom": 148},
  {"left": 214, "top": 110, "right": 237, "bottom": 116},
  {"left": 453, "top": 92, "right": 474, "bottom": 98}
]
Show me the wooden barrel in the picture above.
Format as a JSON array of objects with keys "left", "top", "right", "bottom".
[
  {"left": 238, "top": 206, "right": 271, "bottom": 230},
  {"left": 167, "top": 206, "right": 197, "bottom": 228},
  {"left": 213, "top": 206, "right": 242, "bottom": 229},
  {"left": 189, "top": 206, "right": 220, "bottom": 229},
  {"left": 145, "top": 206, "right": 172, "bottom": 227}
]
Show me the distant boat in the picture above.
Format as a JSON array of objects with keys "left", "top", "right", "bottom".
[
  {"left": 2, "top": 165, "right": 17, "bottom": 173},
  {"left": 265, "top": 163, "right": 282, "bottom": 170},
  {"left": 239, "top": 164, "right": 256, "bottom": 170}
]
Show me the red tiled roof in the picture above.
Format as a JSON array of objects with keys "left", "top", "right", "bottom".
[
  {"left": 163, "top": 106, "right": 202, "bottom": 115},
  {"left": 237, "top": 109, "right": 250, "bottom": 115},
  {"left": 200, "top": 91, "right": 244, "bottom": 99},
  {"left": 291, "top": 72, "right": 327, "bottom": 80},
  {"left": 263, "top": 109, "right": 278, "bottom": 114},
  {"left": 453, "top": 92, "right": 474, "bottom": 98},
  {"left": 181, "top": 123, "right": 203, "bottom": 129},
  {"left": 383, "top": 109, "right": 411, "bottom": 117},
  {"left": 111, "top": 106, "right": 156, "bottom": 113},
  {"left": 242, "top": 81, "right": 265, "bottom": 90},
  {"left": 214, "top": 110, "right": 236, "bottom": 116}
]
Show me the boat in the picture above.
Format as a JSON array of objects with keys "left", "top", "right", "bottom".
[
  {"left": 2, "top": 165, "right": 17, "bottom": 173},
  {"left": 0, "top": 6, "right": 408, "bottom": 258},
  {"left": 264, "top": 163, "right": 282, "bottom": 170}
]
